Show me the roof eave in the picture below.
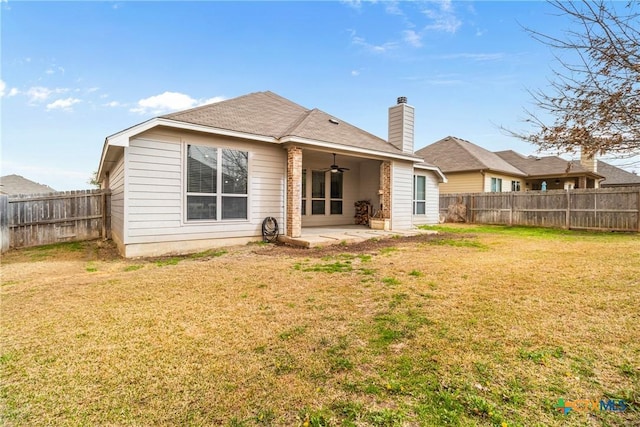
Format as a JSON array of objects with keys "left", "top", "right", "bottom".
[
  {"left": 280, "top": 136, "right": 421, "bottom": 162},
  {"left": 414, "top": 163, "right": 447, "bottom": 182}
]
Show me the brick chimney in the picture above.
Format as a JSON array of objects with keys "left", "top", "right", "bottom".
[
  {"left": 388, "top": 96, "right": 415, "bottom": 154},
  {"left": 580, "top": 149, "right": 597, "bottom": 173}
]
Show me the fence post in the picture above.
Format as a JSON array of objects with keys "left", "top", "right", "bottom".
[
  {"left": 565, "top": 189, "right": 571, "bottom": 229},
  {"left": 470, "top": 194, "right": 475, "bottom": 223},
  {"left": 637, "top": 189, "right": 640, "bottom": 232},
  {"left": 101, "top": 191, "right": 107, "bottom": 239},
  {"left": 0, "top": 195, "right": 8, "bottom": 253},
  {"left": 509, "top": 192, "right": 514, "bottom": 226}
]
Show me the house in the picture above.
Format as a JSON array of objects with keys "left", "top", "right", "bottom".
[
  {"left": 417, "top": 136, "right": 613, "bottom": 194},
  {"left": 97, "top": 91, "right": 446, "bottom": 257},
  {"left": 495, "top": 150, "right": 603, "bottom": 191},
  {"left": 415, "top": 136, "right": 527, "bottom": 194},
  {"left": 0, "top": 174, "right": 56, "bottom": 195}
]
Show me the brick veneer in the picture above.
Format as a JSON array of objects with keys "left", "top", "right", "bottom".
[
  {"left": 286, "top": 147, "right": 302, "bottom": 237},
  {"left": 380, "top": 161, "right": 391, "bottom": 219}
]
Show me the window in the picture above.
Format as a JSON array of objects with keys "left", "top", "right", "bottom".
[
  {"left": 511, "top": 180, "right": 521, "bottom": 191},
  {"left": 413, "top": 175, "right": 426, "bottom": 215},
  {"left": 330, "top": 172, "right": 343, "bottom": 215},
  {"left": 311, "top": 170, "right": 325, "bottom": 215},
  {"left": 186, "top": 145, "right": 248, "bottom": 221},
  {"left": 491, "top": 177, "right": 503, "bottom": 192},
  {"left": 301, "top": 169, "right": 307, "bottom": 215},
  {"left": 310, "top": 170, "right": 344, "bottom": 215}
]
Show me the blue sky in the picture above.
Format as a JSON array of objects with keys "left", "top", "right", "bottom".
[{"left": 1, "top": 1, "right": 631, "bottom": 190}]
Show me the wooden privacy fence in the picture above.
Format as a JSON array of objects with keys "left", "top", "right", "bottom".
[
  {"left": 440, "top": 187, "right": 640, "bottom": 232},
  {"left": 0, "top": 189, "right": 111, "bottom": 252}
]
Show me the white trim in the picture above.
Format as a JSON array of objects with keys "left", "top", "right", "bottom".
[
  {"left": 413, "top": 163, "right": 447, "bottom": 183},
  {"left": 107, "top": 118, "right": 280, "bottom": 147},
  {"left": 281, "top": 136, "right": 421, "bottom": 162}
]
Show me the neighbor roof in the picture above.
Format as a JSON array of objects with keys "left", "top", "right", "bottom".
[
  {"left": 593, "top": 161, "right": 640, "bottom": 186},
  {"left": 495, "top": 150, "right": 601, "bottom": 178},
  {"left": 0, "top": 174, "right": 56, "bottom": 195},
  {"left": 416, "top": 136, "right": 526, "bottom": 176},
  {"left": 162, "top": 91, "right": 414, "bottom": 158}
]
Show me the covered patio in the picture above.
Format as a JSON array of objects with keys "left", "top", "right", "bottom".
[{"left": 277, "top": 224, "right": 436, "bottom": 248}]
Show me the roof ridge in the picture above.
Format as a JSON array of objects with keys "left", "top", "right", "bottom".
[{"left": 280, "top": 108, "right": 314, "bottom": 138}]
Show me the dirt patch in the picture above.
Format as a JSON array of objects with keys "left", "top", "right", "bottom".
[{"left": 255, "top": 232, "right": 461, "bottom": 258}]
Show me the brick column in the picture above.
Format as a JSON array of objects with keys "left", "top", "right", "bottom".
[
  {"left": 380, "top": 161, "right": 391, "bottom": 219},
  {"left": 286, "top": 147, "right": 302, "bottom": 238}
]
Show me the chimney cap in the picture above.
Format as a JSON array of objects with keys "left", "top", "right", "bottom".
[{"left": 397, "top": 96, "right": 407, "bottom": 104}]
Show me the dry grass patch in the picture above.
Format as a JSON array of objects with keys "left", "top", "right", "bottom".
[{"left": 1, "top": 227, "right": 638, "bottom": 426}]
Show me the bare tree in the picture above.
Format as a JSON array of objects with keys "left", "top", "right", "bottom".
[{"left": 511, "top": 1, "right": 640, "bottom": 158}]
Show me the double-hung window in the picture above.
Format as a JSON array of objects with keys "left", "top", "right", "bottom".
[
  {"left": 511, "top": 180, "right": 521, "bottom": 191},
  {"left": 186, "top": 144, "right": 248, "bottom": 221},
  {"left": 491, "top": 177, "right": 503, "bottom": 192},
  {"left": 413, "top": 175, "right": 426, "bottom": 215}
]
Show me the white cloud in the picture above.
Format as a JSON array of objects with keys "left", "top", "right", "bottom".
[
  {"left": 26, "top": 86, "right": 68, "bottom": 103},
  {"left": 104, "top": 101, "right": 122, "bottom": 108},
  {"left": 131, "top": 92, "right": 226, "bottom": 115},
  {"left": 351, "top": 70, "right": 360, "bottom": 76},
  {"left": 46, "top": 97, "right": 81, "bottom": 111},
  {"left": 9, "top": 88, "right": 19, "bottom": 97},
  {"left": 403, "top": 30, "right": 423, "bottom": 47},
  {"left": 422, "top": 0, "right": 462, "bottom": 34},
  {"left": 0, "top": 80, "right": 5, "bottom": 97},
  {"left": 349, "top": 29, "right": 398, "bottom": 54},
  {"left": 201, "top": 96, "right": 225, "bottom": 106}
]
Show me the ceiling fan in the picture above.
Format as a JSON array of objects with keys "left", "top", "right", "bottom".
[{"left": 323, "top": 153, "right": 350, "bottom": 173}]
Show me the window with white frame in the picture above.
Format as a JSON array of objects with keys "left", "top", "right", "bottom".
[
  {"left": 491, "top": 177, "right": 503, "bottom": 192},
  {"left": 186, "top": 145, "right": 248, "bottom": 221},
  {"left": 511, "top": 180, "right": 521, "bottom": 191},
  {"left": 413, "top": 175, "right": 426, "bottom": 215}
]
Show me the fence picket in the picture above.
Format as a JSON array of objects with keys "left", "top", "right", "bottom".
[
  {"left": 1, "top": 189, "right": 111, "bottom": 251},
  {"left": 440, "top": 187, "right": 639, "bottom": 232}
]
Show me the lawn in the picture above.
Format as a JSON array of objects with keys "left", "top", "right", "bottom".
[{"left": 1, "top": 226, "right": 638, "bottom": 426}]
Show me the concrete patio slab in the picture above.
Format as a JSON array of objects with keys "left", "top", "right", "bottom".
[{"left": 277, "top": 225, "right": 437, "bottom": 248}]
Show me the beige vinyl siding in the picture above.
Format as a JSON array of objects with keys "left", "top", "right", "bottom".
[
  {"left": 483, "top": 172, "right": 524, "bottom": 192},
  {"left": 439, "top": 172, "right": 484, "bottom": 194},
  {"left": 388, "top": 105, "right": 414, "bottom": 153},
  {"left": 412, "top": 170, "right": 440, "bottom": 225},
  {"left": 123, "top": 128, "right": 285, "bottom": 246},
  {"left": 391, "top": 160, "right": 413, "bottom": 230},
  {"left": 301, "top": 156, "right": 359, "bottom": 227},
  {"left": 108, "top": 153, "right": 125, "bottom": 248}
]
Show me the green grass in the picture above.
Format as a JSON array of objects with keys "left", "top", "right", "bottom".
[
  {"left": 2, "top": 228, "right": 638, "bottom": 426},
  {"left": 155, "top": 257, "right": 181, "bottom": 267}
]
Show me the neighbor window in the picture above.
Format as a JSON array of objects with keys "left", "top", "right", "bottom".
[
  {"left": 186, "top": 145, "right": 248, "bottom": 221},
  {"left": 413, "top": 175, "right": 426, "bottom": 215},
  {"left": 491, "top": 177, "right": 503, "bottom": 192},
  {"left": 511, "top": 180, "right": 521, "bottom": 191}
]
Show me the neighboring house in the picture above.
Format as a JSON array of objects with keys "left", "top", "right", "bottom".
[
  {"left": 0, "top": 174, "right": 56, "bottom": 195},
  {"left": 595, "top": 161, "right": 640, "bottom": 188},
  {"left": 495, "top": 150, "right": 603, "bottom": 191},
  {"left": 415, "top": 136, "right": 527, "bottom": 194},
  {"left": 97, "top": 91, "right": 446, "bottom": 257}
]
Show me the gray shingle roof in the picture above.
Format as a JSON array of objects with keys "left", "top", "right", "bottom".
[
  {"left": 0, "top": 174, "right": 56, "bottom": 195},
  {"left": 495, "top": 150, "right": 595, "bottom": 176},
  {"left": 594, "top": 161, "right": 640, "bottom": 186},
  {"left": 415, "top": 136, "right": 526, "bottom": 176},
  {"left": 162, "top": 91, "right": 412, "bottom": 158}
]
